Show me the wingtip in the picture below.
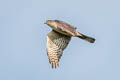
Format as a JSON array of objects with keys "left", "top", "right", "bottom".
[{"left": 51, "top": 62, "right": 59, "bottom": 69}]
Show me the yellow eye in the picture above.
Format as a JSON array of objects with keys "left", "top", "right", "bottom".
[{"left": 46, "top": 20, "right": 51, "bottom": 24}]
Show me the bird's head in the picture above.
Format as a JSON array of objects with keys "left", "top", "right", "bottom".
[{"left": 44, "top": 20, "right": 57, "bottom": 29}]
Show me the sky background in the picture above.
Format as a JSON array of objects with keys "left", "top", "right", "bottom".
[{"left": 0, "top": 0, "right": 120, "bottom": 80}]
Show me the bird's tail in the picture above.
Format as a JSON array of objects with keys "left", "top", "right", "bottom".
[{"left": 75, "top": 32, "right": 95, "bottom": 43}]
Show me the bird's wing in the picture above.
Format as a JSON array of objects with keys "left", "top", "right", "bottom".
[
  {"left": 54, "top": 20, "right": 77, "bottom": 36},
  {"left": 46, "top": 30, "right": 71, "bottom": 68}
]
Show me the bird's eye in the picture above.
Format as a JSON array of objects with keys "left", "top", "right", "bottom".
[{"left": 46, "top": 20, "right": 51, "bottom": 24}]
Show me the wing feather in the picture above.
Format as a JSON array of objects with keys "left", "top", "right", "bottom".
[
  {"left": 54, "top": 20, "right": 77, "bottom": 36},
  {"left": 46, "top": 30, "right": 71, "bottom": 68}
]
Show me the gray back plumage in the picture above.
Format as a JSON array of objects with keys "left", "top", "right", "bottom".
[{"left": 54, "top": 20, "right": 77, "bottom": 33}]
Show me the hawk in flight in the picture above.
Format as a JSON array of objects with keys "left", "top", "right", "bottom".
[{"left": 45, "top": 20, "right": 95, "bottom": 68}]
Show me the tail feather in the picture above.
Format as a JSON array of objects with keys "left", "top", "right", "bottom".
[{"left": 76, "top": 32, "right": 95, "bottom": 43}]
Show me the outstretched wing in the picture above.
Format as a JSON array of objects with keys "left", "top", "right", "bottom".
[{"left": 46, "top": 30, "right": 71, "bottom": 68}]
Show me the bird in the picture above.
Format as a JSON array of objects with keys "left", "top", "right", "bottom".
[{"left": 44, "top": 20, "right": 95, "bottom": 68}]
